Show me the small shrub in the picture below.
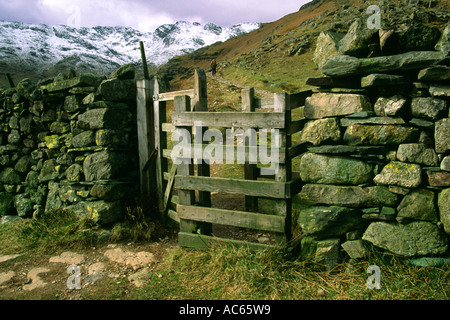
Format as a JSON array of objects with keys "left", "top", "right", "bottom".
[{"left": 110, "top": 199, "right": 163, "bottom": 243}]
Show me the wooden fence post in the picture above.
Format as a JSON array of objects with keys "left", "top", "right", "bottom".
[
  {"left": 136, "top": 79, "right": 157, "bottom": 216},
  {"left": 193, "top": 69, "right": 212, "bottom": 236},
  {"left": 242, "top": 87, "right": 258, "bottom": 212},
  {"left": 139, "top": 41, "right": 150, "bottom": 81},
  {"left": 5, "top": 73, "right": 15, "bottom": 88},
  {"left": 193, "top": 69, "right": 208, "bottom": 112},
  {"left": 274, "top": 92, "right": 292, "bottom": 244},
  {"left": 174, "top": 95, "right": 197, "bottom": 237},
  {"left": 153, "top": 77, "right": 168, "bottom": 221}
]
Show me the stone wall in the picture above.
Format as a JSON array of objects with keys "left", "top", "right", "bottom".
[
  {"left": 0, "top": 64, "right": 139, "bottom": 226},
  {"left": 298, "top": 23, "right": 450, "bottom": 267}
]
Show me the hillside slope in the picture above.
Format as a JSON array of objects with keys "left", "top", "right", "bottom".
[{"left": 161, "top": 0, "right": 449, "bottom": 94}]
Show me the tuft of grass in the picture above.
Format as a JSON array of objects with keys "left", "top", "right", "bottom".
[
  {"left": 0, "top": 219, "right": 31, "bottom": 255},
  {"left": 0, "top": 209, "right": 100, "bottom": 255},
  {"left": 129, "top": 243, "right": 450, "bottom": 300},
  {"left": 109, "top": 199, "right": 164, "bottom": 243},
  {"left": 0, "top": 199, "right": 166, "bottom": 255}
]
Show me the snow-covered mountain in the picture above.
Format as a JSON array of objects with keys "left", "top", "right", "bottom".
[{"left": 0, "top": 20, "right": 259, "bottom": 78}]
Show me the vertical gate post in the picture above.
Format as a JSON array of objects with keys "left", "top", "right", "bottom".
[
  {"left": 136, "top": 79, "right": 157, "bottom": 216},
  {"left": 139, "top": 41, "right": 150, "bottom": 81},
  {"left": 154, "top": 77, "right": 168, "bottom": 221},
  {"left": 274, "top": 92, "right": 292, "bottom": 244},
  {"left": 174, "top": 95, "right": 197, "bottom": 237},
  {"left": 193, "top": 69, "right": 212, "bottom": 235},
  {"left": 242, "top": 87, "right": 258, "bottom": 212},
  {"left": 193, "top": 69, "right": 208, "bottom": 112}
]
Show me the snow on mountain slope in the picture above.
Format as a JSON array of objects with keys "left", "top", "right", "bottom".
[{"left": 0, "top": 20, "right": 259, "bottom": 77}]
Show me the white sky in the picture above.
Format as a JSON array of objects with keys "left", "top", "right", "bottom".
[{"left": 0, "top": 0, "right": 311, "bottom": 31}]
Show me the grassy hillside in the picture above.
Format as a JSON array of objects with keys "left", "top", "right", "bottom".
[{"left": 157, "top": 0, "right": 449, "bottom": 95}]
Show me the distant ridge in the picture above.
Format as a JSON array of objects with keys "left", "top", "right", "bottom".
[{"left": 0, "top": 20, "right": 259, "bottom": 85}]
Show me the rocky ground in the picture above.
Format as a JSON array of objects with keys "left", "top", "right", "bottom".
[
  {"left": 0, "top": 235, "right": 179, "bottom": 300},
  {"left": 0, "top": 212, "right": 273, "bottom": 300}
]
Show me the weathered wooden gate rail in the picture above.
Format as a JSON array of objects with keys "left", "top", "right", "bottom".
[{"left": 137, "top": 69, "right": 312, "bottom": 250}]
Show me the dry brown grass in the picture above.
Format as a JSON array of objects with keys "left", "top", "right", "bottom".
[{"left": 130, "top": 243, "right": 450, "bottom": 300}]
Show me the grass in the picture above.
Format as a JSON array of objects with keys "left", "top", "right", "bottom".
[
  {"left": 0, "top": 210, "right": 100, "bottom": 255},
  {"left": 221, "top": 51, "right": 321, "bottom": 94},
  {"left": 1, "top": 206, "right": 449, "bottom": 300},
  {"left": 128, "top": 243, "right": 450, "bottom": 300},
  {"left": 0, "top": 199, "right": 164, "bottom": 256}
]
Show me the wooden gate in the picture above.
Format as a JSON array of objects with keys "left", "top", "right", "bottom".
[
  {"left": 136, "top": 69, "right": 205, "bottom": 220},
  {"left": 137, "top": 69, "right": 311, "bottom": 250}
]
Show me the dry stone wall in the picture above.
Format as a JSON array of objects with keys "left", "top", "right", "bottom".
[
  {"left": 299, "top": 23, "right": 450, "bottom": 267},
  {"left": 0, "top": 64, "right": 139, "bottom": 226}
]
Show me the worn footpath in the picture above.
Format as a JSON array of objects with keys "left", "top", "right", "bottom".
[{"left": 0, "top": 236, "right": 179, "bottom": 300}]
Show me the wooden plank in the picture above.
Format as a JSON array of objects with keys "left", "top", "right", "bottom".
[
  {"left": 172, "top": 112, "right": 286, "bottom": 129},
  {"left": 164, "top": 144, "right": 285, "bottom": 164},
  {"left": 156, "top": 89, "right": 195, "bottom": 102},
  {"left": 289, "top": 90, "right": 312, "bottom": 110},
  {"left": 162, "top": 123, "right": 175, "bottom": 133},
  {"left": 242, "top": 87, "right": 258, "bottom": 212},
  {"left": 289, "top": 118, "right": 307, "bottom": 134},
  {"left": 136, "top": 79, "right": 157, "bottom": 214},
  {"left": 161, "top": 193, "right": 178, "bottom": 211},
  {"left": 254, "top": 97, "right": 274, "bottom": 109},
  {"left": 162, "top": 164, "right": 177, "bottom": 214},
  {"left": 193, "top": 69, "right": 208, "bottom": 112},
  {"left": 167, "top": 209, "right": 179, "bottom": 223},
  {"left": 136, "top": 79, "right": 153, "bottom": 187},
  {"left": 193, "top": 69, "right": 212, "bottom": 236},
  {"left": 274, "top": 93, "right": 292, "bottom": 184},
  {"left": 174, "top": 95, "right": 197, "bottom": 234},
  {"left": 274, "top": 92, "right": 292, "bottom": 244},
  {"left": 288, "top": 142, "right": 308, "bottom": 159},
  {"left": 288, "top": 178, "right": 303, "bottom": 198},
  {"left": 175, "top": 176, "right": 291, "bottom": 199},
  {"left": 5, "top": 73, "right": 15, "bottom": 88},
  {"left": 177, "top": 205, "right": 285, "bottom": 233},
  {"left": 258, "top": 167, "right": 275, "bottom": 179},
  {"left": 178, "top": 232, "right": 274, "bottom": 251},
  {"left": 242, "top": 87, "right": 255, "bottom": 112},
  {"left": 139, "top": 41, "right": 150, "bottom": 80},
  {"left": 153, "top": 78, "right": 168, "bottom": 217},
  {"left": 171, "top": 195, "right": 179, "bottom": 205}
]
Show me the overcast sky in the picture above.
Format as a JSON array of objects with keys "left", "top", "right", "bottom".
[{"left": 0, "top": 0, "right": 310, "bottom": 31}]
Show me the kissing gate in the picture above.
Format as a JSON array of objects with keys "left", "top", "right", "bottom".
[{"left": 136, "top": 69, "right": 311, "bottom": 250}]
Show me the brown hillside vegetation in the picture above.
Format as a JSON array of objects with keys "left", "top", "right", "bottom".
[{"left": 160, "top": 0, "right": 449, "bottom": 94}]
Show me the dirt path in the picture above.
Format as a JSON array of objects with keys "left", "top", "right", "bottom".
[
  {"left": 0, "top": 236, "right": 179, "bottom": 300},
  {"left": 0, "top": 228, "right": 272, "bottom": 300}
]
